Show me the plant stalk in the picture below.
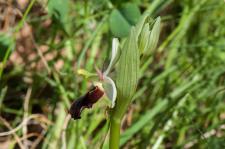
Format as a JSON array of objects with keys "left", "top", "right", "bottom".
[{"left": 109, "top": 116, "right": 121, "bottom": 149}]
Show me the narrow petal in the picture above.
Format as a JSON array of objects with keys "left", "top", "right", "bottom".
[
  {"left": 77, "top": 69, "right": 97, "bottom": 78},
  {"left": 104, "top": 38, "right": 119, "bottom": 76},
  {"left": 102, "top": 76, "right": 117, "bottom": 108}
]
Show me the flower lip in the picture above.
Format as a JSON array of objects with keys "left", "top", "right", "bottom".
[
  {"left": 69, "top": 86, "right": 104, "bottom": 120},
  {"left": 87, "top": 86, "right": 104, "bottom": 103}
]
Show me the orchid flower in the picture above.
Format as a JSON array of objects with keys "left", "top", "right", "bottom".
[{"left": 77, "top": 38, "right": 119, "bottom": 108}]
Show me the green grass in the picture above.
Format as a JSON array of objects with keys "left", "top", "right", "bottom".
[{"left": 0, "top": 0, "right": 225, "bottom": 149}]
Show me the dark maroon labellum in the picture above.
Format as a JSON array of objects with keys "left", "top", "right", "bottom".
[{"left": 69, "top": 86, "right": 104, "bottom": 120}]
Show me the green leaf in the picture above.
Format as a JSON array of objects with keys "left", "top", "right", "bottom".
[
  {"left": 109, "top": 3, "right": 141, "bottom": 38},
  {"left": 114, "top": 27, "right": 140, "bottom": 118},
  {"left": 120, "top": 99, "right": 168, "bottom": 146},
  {"left": 120, "top": 3, "right": 141, "bottom": 25},
  {"left": 139, "top": 23, "right": 151, "bottom": 53},
  {"left": 134, "top": 13, "right": 150, "bottom": 42},
  {"left": 109, "top": 9, "right": 131, "bottom": 38},
  {"left": 147, "top": 17, "right": 161, "bottom": 53},
  {"left": 0, "top": 33, "right": 14, "bottom": 61},
  {"left": 110, "top": 0, "right": 127, "bottom": 6},
  {"left": 48, "top": 0, "right": 69, "bottom": 33}
]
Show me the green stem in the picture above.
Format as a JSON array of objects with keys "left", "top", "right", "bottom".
[{"left": 109, "top": 117, "right": 121, "bottom": 149}]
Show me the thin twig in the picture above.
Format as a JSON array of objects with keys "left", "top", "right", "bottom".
[
  {"left": 0, "top": 114, "right": 50, "bottom": 137},
  {"left": 62, "top": 114, "right": 71, "bottom": 149},
  {"left": 30, "top": 130, "right": 46, "bottom": 149},
  {"left": 30, "top": 34, "right": 51, "bottom": 74},
  {"left": 184, "top": 124, "right": 225, "bottom": 148},
  {"left": 0, "top": 116, "right": 25, "bottom": 149},
  {"left": 23, "top": 87, "right": 32, "bottom": 149}
]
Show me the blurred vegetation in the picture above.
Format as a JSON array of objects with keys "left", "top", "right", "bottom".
[{"left": 0, "top": 0, "right": 225, "bottom": 149}]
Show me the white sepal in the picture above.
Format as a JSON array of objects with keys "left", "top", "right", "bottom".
[
  {"left": 102, "top": 76, "right": 117, "bottom": 108},
  {"left": 103, "top": 38, "right": 119, "bottom": 76}
]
